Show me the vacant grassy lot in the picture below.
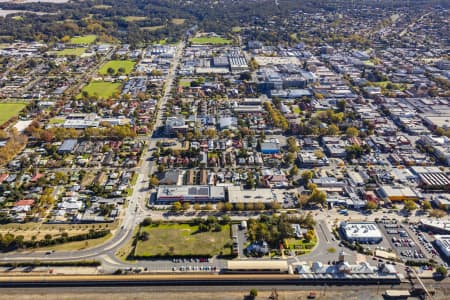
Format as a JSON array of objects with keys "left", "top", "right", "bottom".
[
  {"left": 171, "top": 18, "right": 186, "bottom": 25},
  {"left": 38, "top": 233, "right": 112, "bottom": 251},
  {"left": 0, "top": 103, "right": 26, "bottom": 125},
  {"left": 57, "top": 48, "right": 86, "bottom": 56},
  {"left": 69, "top": 35, "right": 97, "bottom": 45},
  {"left": 0, "top": 222, "right": 114, "bottom": 241},
  {"left": 92, "top": 5, "right": 112, "bottom": 9},
  {"left": 284, "top": 234, "right": 317, "bottom": 256},
  {"left": 78, "top": 81, "right": 122, "bottom": 99},
  {"left": 135, "top": 223, "right": 232, "bottom": 257},
  {"left": 179, "top": 80, "right": 191, "bottom": 87},
  {"left": 189, "top": 36, "right": 232, "bottom": 45},
  {"left": 99, "top": 60, "right": 136, "bottom": 75},
  {"left": 142, "top": 25, "right": 165, "bottom": 31},
  {"left": 123, "top": 16, "right": 147, "bottom": 22}
]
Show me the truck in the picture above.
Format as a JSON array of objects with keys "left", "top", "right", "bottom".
[{"left": 240, "top": 220, "right": 247, "bottom": 230}]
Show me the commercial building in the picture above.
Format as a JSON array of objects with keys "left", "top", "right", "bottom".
[
  {"left": 377, "top": 185, "right": 423, "bottom": 201},
  {"left": 58, "top": 139, "right": 78, "bottom": 154},
  {"left": 260, "top": 141, "right": 281, "bottom": 154},
  {"left": 420, "top": 219, "right": 450, "bottom": 234},
  {"left": 227, "top": 186, "right": 275, "bottom": 204},
  {"left": 156, "top": 185, "right": 225, "bottom": 204},
  {"left": 340, "top": 221, "right": 383, "bottom": 244},
  {"left": 434, "top": 235, "right": 450, "bottom": 259}
]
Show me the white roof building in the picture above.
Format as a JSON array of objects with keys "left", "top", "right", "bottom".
[
  {"left": 340, "top": 221, "right": 383, "bottom": 243},
  {"left": 434, "top": 235, "right": 450, "bottom": 258}
]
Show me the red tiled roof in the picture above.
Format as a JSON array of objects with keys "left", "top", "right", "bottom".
[{"left": 14, "top": 199, "right": 35, "bottom": 207}]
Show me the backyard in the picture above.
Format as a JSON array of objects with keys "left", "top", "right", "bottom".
[
  {"left": 78, "top": 81, "right": 122, "bottom": 99},
  {"left": 0, "top": 103, "right": 27, "bottom": 125},
  {"left": 135, "top": 223, "right": 232, "bottom": 257}
]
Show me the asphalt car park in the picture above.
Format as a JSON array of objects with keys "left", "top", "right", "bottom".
[
  {"left": 378, "top": 218, "right": 427, "bottom": 262},
  {"left": 408, "top": 224, "right": 445, "bottom": 266},
  {"left": 280, "top": 191, "right": 298, "bottom": 209}
]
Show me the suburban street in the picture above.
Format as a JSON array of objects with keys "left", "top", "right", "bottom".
[{"left": 0, "top": 41, "right": 186, "bottom": 269}]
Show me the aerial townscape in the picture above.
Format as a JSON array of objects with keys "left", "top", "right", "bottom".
[{"left": 0, "top": 0, "right": 449, "bottom": 299}]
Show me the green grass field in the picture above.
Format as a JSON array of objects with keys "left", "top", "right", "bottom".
[
  {"left": 135, "top": 223, "right": 232, "bottom": 257},
  {"left": 189, "top": 36, "right": 232, "bottom": 45},
  {"left": 0, "top": 103, "right": 27, "bottom": 125},
  {"left": 57, "top": 48, "right": 86, "bottom": 56},
  {"left": 49, "top": 118, "right": 65, "bottom": 124},
  {"left": 78, "top": 81, "right": 122, "bottom": 99},
  {"left": 123, "top": 16, "right": 147, "bottom": 22},
  {"left": 99, "top": 60, "right": 136, "bottom": 75},
  {"left": 141, "top": 25, "right": 165, "bottom": 32},
  {"left": 38, "top": 233, "right": 112, "bottom": 252},
  {"left": 69, "top": 35, "right": 97, "bottom": 45},
  {"left": 179, "top": 80, "right": 191, "bottom": 87},
  {"left": 171, "top": 18, "right": 186, "bottom": 25}
]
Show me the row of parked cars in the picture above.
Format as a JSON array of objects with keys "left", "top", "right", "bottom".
[
  {"left": 172, "top": 257, "right": 210, "bottom": 263},
  {"left": 401, "top": 249, "right": 425, "bottom": 259},
  {"left": 409, "top": 224, "right": 438, "bottom": 256},
  {"left": 172, "top": 265, "right": 217, "bottom": 272},
  {"left": 392, "top": 237, "right": 415, "bottom": 248}
]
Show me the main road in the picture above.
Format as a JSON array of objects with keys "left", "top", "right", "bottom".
[{"left": 0, "top": 41, "right": 186, "bottom": 268}]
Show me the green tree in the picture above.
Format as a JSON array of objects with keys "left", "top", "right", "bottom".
[
  {"left": 346, "top": 127, "right": 360, "bottom": 137},
  {"left": 171, "top": 201, "right": 182, "bottom": 212},
  {"left": 301, "top": 170, "right": 314, "bottom": 184},
  {"left": 235, "top": 202, "right": 245, "bottom": 211},
  {"left": 224, "top": 202, "right": 233, "bottom": 211},
  {"left": 149, "top": 176, "right": 160, "bottom": 187},
  {"left": 305, "top": 229, "right": 315, "bottom": 242},
  {"left": 422, "top": 200, "right": 432, "bottom": 210},
  {"left": 404, "top": 200, "right": 417, "bottom": 212},
  {"left": 290, "top": 165, "right": 299, "bottom": 177},
  {"left": 436, "top": 265, "right": 448, "bottom": 277},
  {"left": 366, "top": 201, "right": 377, "bottom": 210},
  {"left": 255, "top": 202, "right": 265, "bottom": 211},
  {"left": 429, "top": 209, "right": 446, "bottom": 218},
  {"left": 221, "top": 215, "right": 231, "bottom": 225},
  {"left": 270, "top": 201, "right": 281, "bottom": 210},
  {"left": 107, "top": 67, "right": 115, "bottom": 75},
  {"left": 327, "top": 124, "right": 339, "bottom": 136},
  {"left": 182, "top": 202, "right": 191, "bottom": 211},
  {"left": 141, "top": 217, "right": 152, "bottom": 226},
  {"left": 308, "top": 189, "right": 326, "bottom": 206}
]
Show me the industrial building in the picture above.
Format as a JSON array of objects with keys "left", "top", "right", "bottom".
[
  {"left": 340, "top": 221, "right": 383, "bottom": 244},
  {"left": 410, "top": 166, "right": 450, "bottom": 190}
]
